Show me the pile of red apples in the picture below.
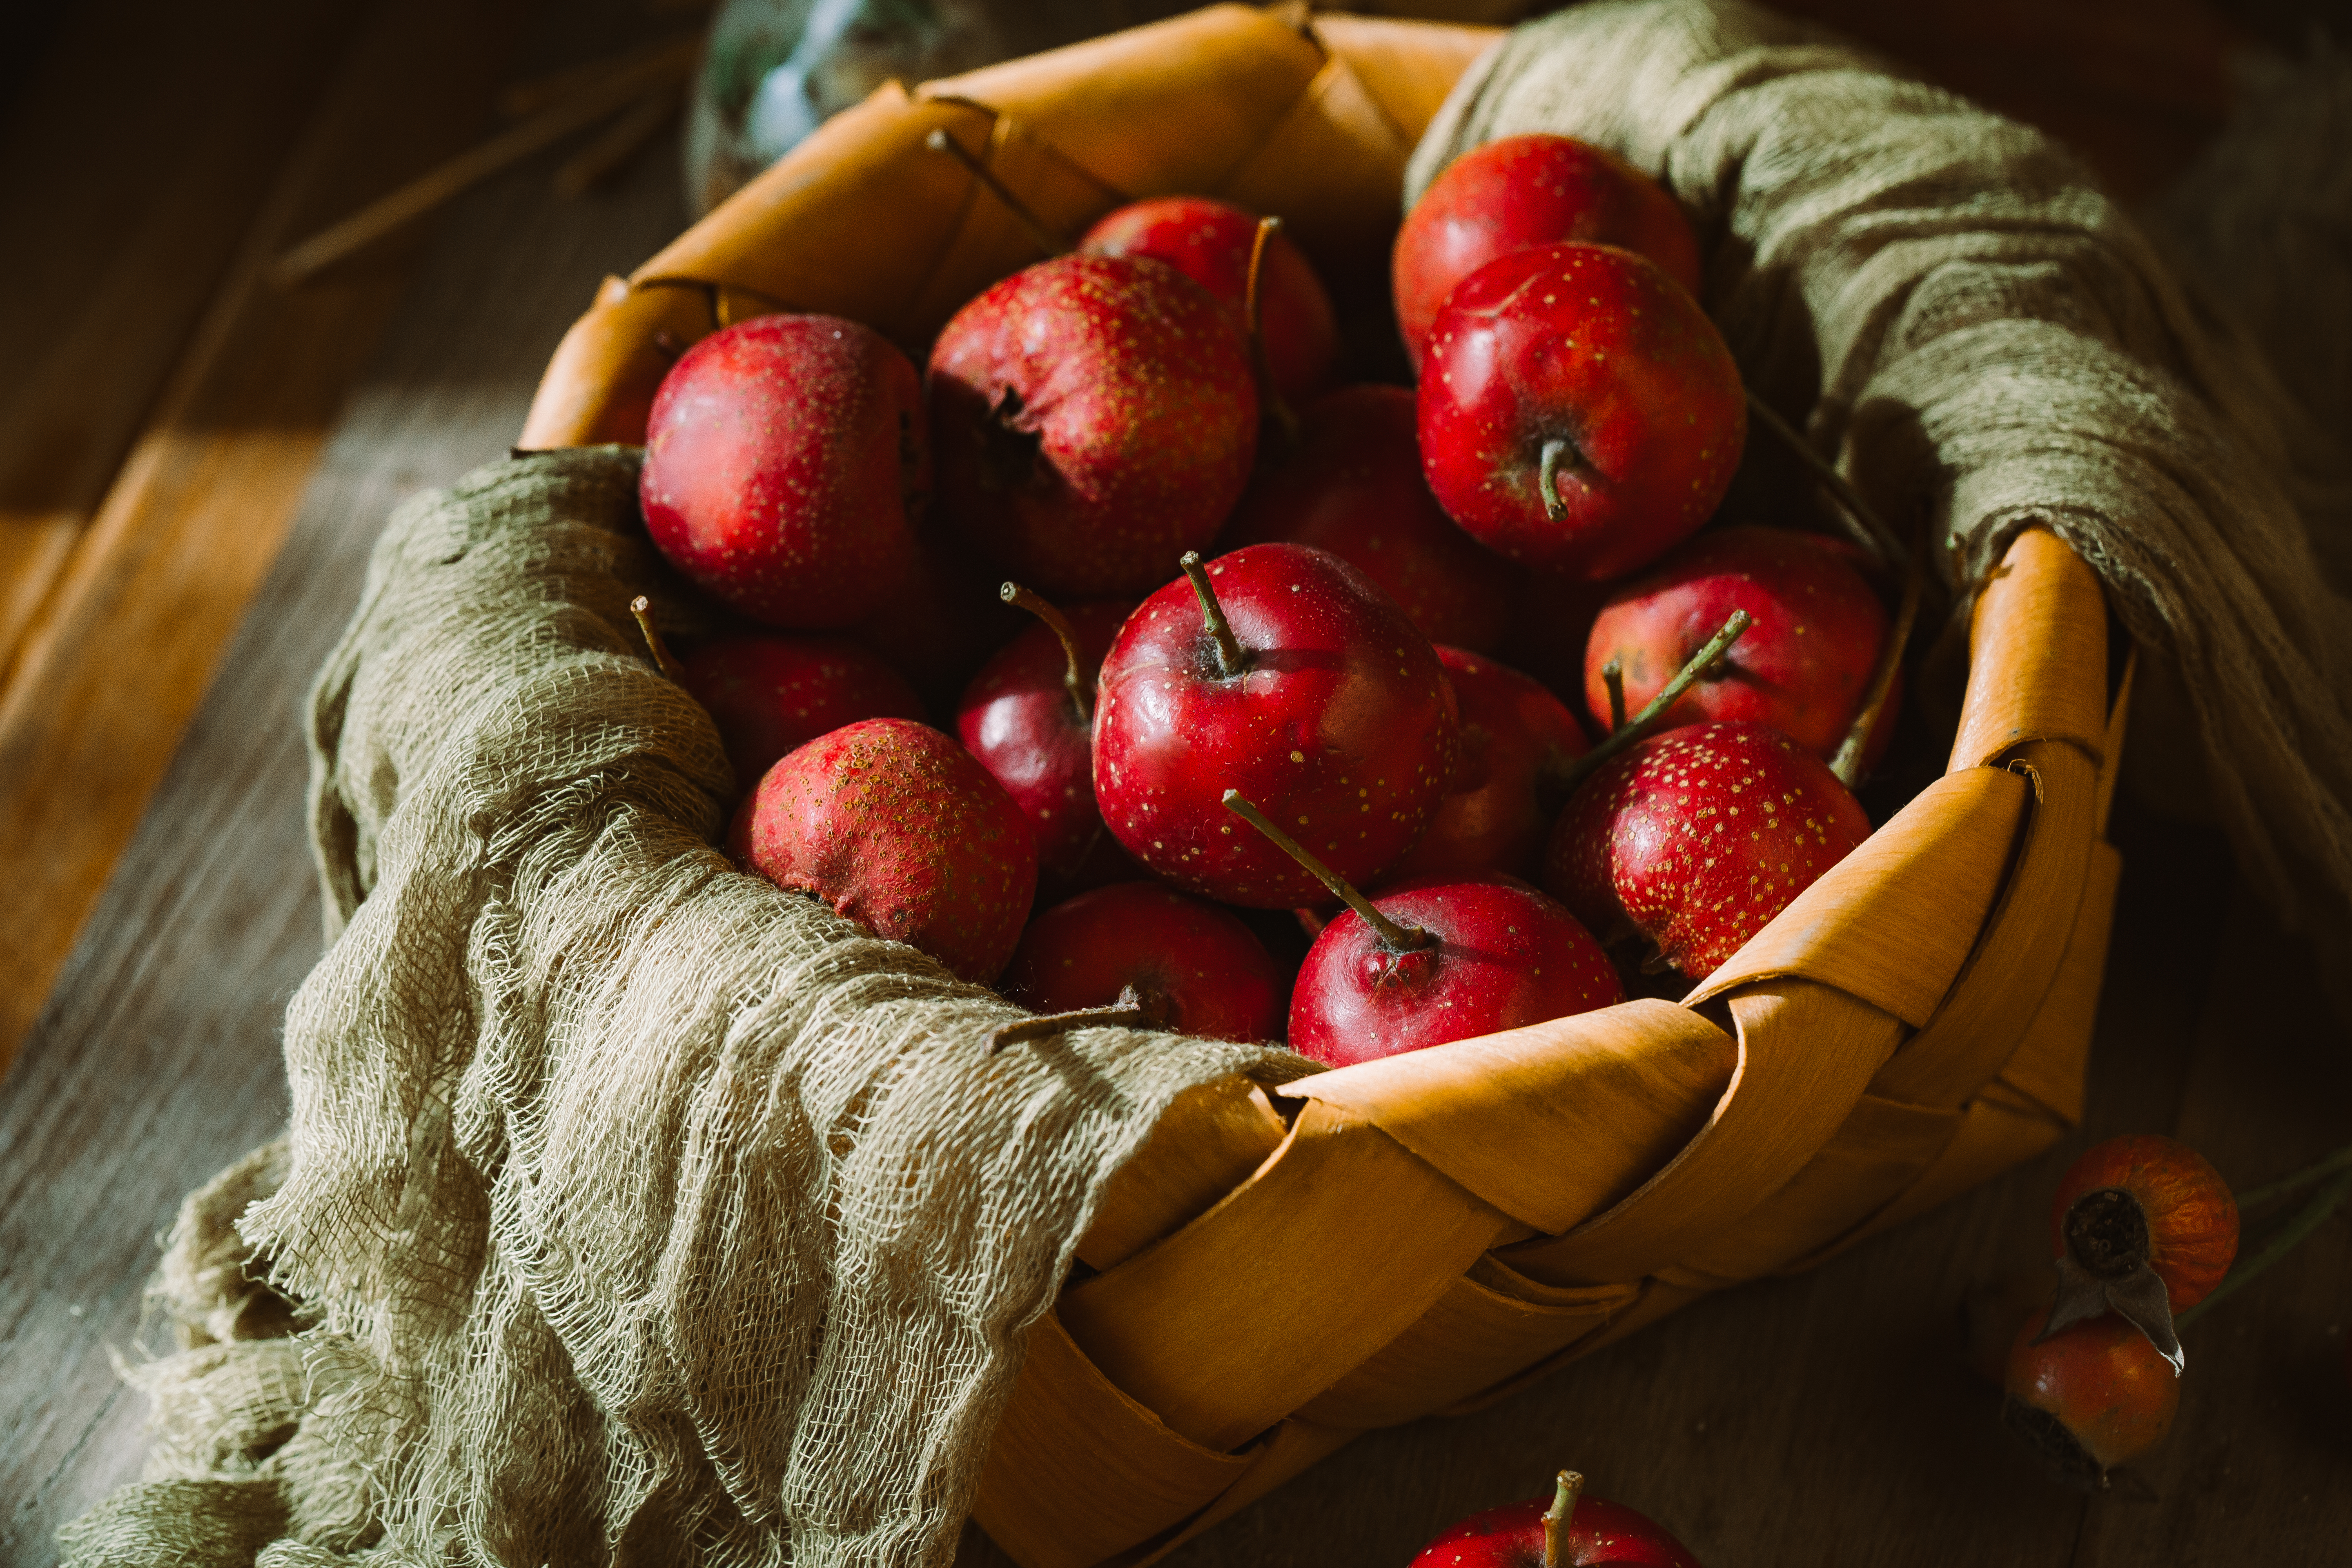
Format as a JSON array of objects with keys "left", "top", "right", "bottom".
[{"left": 633, "top": 132, "right": 1902, "bottom": 1066}]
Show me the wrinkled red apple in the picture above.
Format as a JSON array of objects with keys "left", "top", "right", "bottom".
[
  {"left": 1418, "top": 242, "right": 1744, "bottom": 582},
  {"left": 1544, "top": 719, "right": 1871, "bottom": 981},
  {"left": 1395, "top": 131, "right": 1704, "bottom": 373},
  {"left": 731, "top": 717, "right": 1035, "bottom": 983},
  {"left": 928, "top": 253, "right": 1258, "bottom": 598},
  {"left": 1079, "top": 194, "right": 1337, "bottom": 406},
  {"left": 641, "top": 313, "right": 926, "bottom": 628},
  {"left": 1222, "top": 384, "right": 1516, "bottom": 652},
  {"left": 1091, "top": 544, "right": 1456, "bottom": 908},
  {"left": 1000, "top": 880, "right": 1284, "bottom": 1043},
  {"left": 1584, "top": 525, "right": 1890, "bottom": 760}
]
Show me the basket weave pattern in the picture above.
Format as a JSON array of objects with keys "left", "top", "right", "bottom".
[{"left": 521, "top": 9, "right": 2122, "bottom": 1564}]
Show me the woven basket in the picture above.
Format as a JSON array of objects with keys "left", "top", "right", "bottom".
[{"left": 520, "top": 7, "right": 2126, "bottom": 1564}]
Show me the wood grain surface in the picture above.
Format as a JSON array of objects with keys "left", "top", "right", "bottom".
[{"left": 6, "top": 2, "right": 2350, "bottom": 1565}]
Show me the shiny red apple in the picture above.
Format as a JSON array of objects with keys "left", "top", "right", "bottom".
[
  {"left": 1091, "top": 544, "right": 1456, "bottom": 908},
  {"left": 641, "top": 312, "right": 926, "bottom": 628},
  {"left": 1418, "top": 242, "right": 1744, "bottom": 582},
  {"left": 1396, "top": 131, "right": 1704, "bottom": 373},
  {"left": 1409, "top": 1471, "right": 1703, "bottom": 1568}
]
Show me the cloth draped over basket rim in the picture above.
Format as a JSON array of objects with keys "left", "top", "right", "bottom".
[{"left": 69, "top": 0, "right": 2352, "bottom": 1565}]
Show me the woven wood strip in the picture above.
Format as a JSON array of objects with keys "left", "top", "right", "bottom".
[{"left": 507, "top": 14, "right": 2129, "bottom": 1564}]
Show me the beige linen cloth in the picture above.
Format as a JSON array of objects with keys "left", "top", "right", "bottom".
[{"left": 62, "top": 2, "right": 2352, "bottom": 1566}]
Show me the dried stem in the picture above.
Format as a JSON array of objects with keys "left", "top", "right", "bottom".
[
  {"left": 629, "top": 595, "right": 684, "bottom": 681},
  {"left": 1541, "top": 1471, "right": 1585, "bottom": 1568},
  {"left": 1001, "top": 582, "right": 1093, "bottom": 722},
  {"left": 924, "top": 128, "right": 1069, "bottom": 255},
  {"left": 1600, "top": 658, "right": 1627, "bottom": 733},
  {"left": 1828, "top": 528, "right": 1923, "bottom": 788},
  {"left": 1744, "top": 391, "right": 1907, "bottom": 572},
  {"left": 1245, "top": 216, "right": 1300, "bottom": 451},
  {"left": 1545, "top": 610, "right": 1752, "bottom": 802},
  {"left": 989, "top": 983, "right": 1170, "bottom": 1054},
  {"left": 1223, "top": 791, "right": 1434, "bottom": 955},
  {"left": 2234, "top": 1138, "right": 2352, "bottom": 1210},
  {"left": 1180, "top": 552, "right": 1248, "bottom": 678}
]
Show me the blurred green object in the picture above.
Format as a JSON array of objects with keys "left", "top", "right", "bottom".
[{"left": 684, "top": 0, "right": 1196, "bottom": 213}]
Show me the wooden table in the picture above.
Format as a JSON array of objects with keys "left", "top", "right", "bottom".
[{"left": 5, "top": 3, "right": 2346, "bottom": 1565}]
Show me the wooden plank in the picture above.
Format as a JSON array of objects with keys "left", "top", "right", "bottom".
[
  {"left": 0, "top": 0, "right": 539, "bottom": 1076},
  {"left": 0, "top": 0, "right": 365, "bottom": 686},
  {"left": 0, "top": 64, "right": 690, "bottom": 1568}
]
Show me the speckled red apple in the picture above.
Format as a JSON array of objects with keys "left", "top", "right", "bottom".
[
  {"left": 1544, "top": 719, "right": 1871, "bottom": 980},
  {"left": 1091, "top": 543, "right": 1456, "bottom": 907},
  {"left": 1418, "top": 242, "right": 1744, "bottom": 581}
]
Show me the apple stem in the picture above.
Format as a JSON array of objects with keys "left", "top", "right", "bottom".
[
  {"left": 1544, "top": 610, "right": 1752, "bottom": 802},
  {"left": 1743, "top": 391, "right": 1909, "bottom": 572},
  {"left": 1827, "top": 523, "right": 1922, "bottom": 789},
  {"left": 1541, "top": 1470, "right": 1584, "bottom": 1568},
  {"left": 1245, "top": 216, "right": 1301, "bottom": 452},
  {"left": 990, "top": 983, "right": 1172, "bottom": 1054},
  {"left": 2234, "top": 1136, "right": 2352, "bottom": 1209},
  {"left": 1001, "top": 581, "right": 1093, "bottom": 723},
  {"left": 1537, "top": 437, "right": 1572, "bottom": 523},
  {"left": 1221, "top": 791, "right": 1435, "bottom": 955},
  {"left": 628, "top": 595, "right": 685, "bottom": 682},
  {"left": 1600, "top": 658, "right": 1628, "bottom": 733},
  {"left": 924, "top": 127, "right": 1070, "bottom": 255},
  {"left": 1180, "top": 551, "right": 1250, "bottom": 678}
]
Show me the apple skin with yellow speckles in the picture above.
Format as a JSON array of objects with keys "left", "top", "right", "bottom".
[
  {"left": 928, "top": 253, "right": 1258, "bottom": 598},
  {"left": 1417, "top": 241, "right": 1744, "bottom": 581},
  {"left": 1289, "top": 873, "right": 1621, "bottom": 1067},
  {"left": 1091, "top": 543, "right": 1457, "bottom": 908},
  {"left": 1543, "top": 720, "right": 1870, "bottom": 981},
  {"left": 730, "top": 717, "right": 1036, "bottom": 984}
]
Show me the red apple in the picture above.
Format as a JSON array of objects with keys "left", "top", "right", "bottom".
[
  {"left": 1281, "top": 865, "right": 1622, "bottom": 1067},
  {"left": 1079, "top": 195, "right": 1338, "bottom": 405},
  {"left": 1000, "top": 880, "right": 1284, "bottom": 1043},
  {"left": 1410, "top": 1470, "right": 1703, "bottom": 1568},
  {"left": 1418, "top": 242, "right": 1745, "bottom": 581},
  {"left": 1396, "top": 132, "right": 1704, "bottom": 373},
  {"left": 927, "top": 253, "right": 1258, "bottom": 598},
  {"left": 730, "top": 717, "right": 1036, "bottom": 983},
  {"left": 1396, "top": 646, "right": 1590, "bottom": 879},
  {"left": 956, "top": 592, "right": 1134, "bottom": 891},
  {"left": 1091, "top": 544, "right": 1456, "bottom": 907},
  {"left": 1222, "top": 384, "right": 1516, "bottom": 652},
  {"left": 1544, "top": 719, "right": 1871, "bottom": 981},
  {"left": 680, "top": 634, "right": 927, "bottom": 789},
  {"left": 2004, "top": 1304, "right": 2179, "bottom": 1489},
  {"left": 1583, "top": 525, "right": 1891, "bottom": 760},
  {"left": 641, "top": 313, "right": 926, "bottom": 628}
]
